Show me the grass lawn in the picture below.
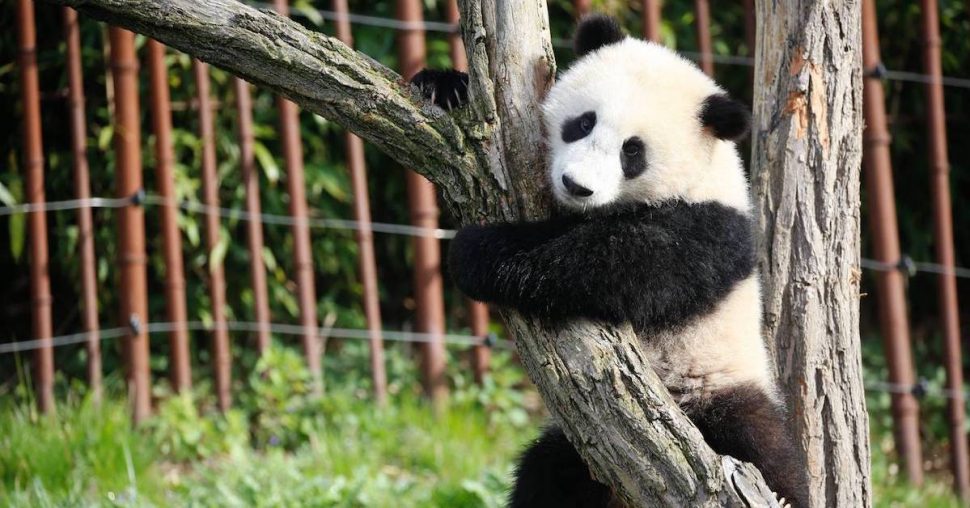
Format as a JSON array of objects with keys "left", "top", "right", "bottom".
[{"left": 0, "top": 343, "right": 964, "bottom": 507}]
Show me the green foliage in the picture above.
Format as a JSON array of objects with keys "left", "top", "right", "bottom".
[
  {"left": 0, "top": 392, "right": 161, "bottom": 507},
  {"left": 0, "top": 343, "right": 537, "bottom": 507},
  {"left": 243, "top": 345, "right": 323, "bottom": 449},
  {"left": 149, "top": 392, "right": 248, "bottom": 461}
]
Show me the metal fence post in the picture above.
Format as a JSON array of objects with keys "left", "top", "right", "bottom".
[
  {"left": 64, "top": 7, "right": 102, "bottom": 402},
  {"left": 642, "top": 0, "right": 661, "bottom": 43},
  {"left": 396, "top": 0, "right": 449, "bottom": 407},
  {"left": 918, "top": 0, "right": 969, "bottom": 496},
  {"left": 234, "top": 77, "right": 273, "bottom": 354},
  {"left": 332, "top": 0, "right": 388, "bottom": 403},
  {"left": 694, "top": 0, "right": 713, "bottom": 76},
  {"left": 193, "top": 60, "right": 232, "bottom": 411},
  {"left": 274, "top": 0, "right": 323, "bottom": 393},
  {"left": 861, "top": 0, "right": 924, "bottom": 486},
  {"left": 17, "top": 0, "right": 54, "bottom": 415},
  {"left": 147, "top": 40, "right": 193, "bottom": 392},
  {"left": 109, "top": 27, "right": 151, "bottom": 423}
]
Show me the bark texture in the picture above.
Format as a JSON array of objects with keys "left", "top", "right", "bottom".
[
  {"left": 751, "top": 1, "right": 872, "bottom": 507},
  {"left": 52, "top": 0, "right": 864, "bottom": 505}
]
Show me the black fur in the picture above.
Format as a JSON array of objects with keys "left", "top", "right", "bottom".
[
  {"left": 620, "top": 136, "right": 647, "bottom": 178},
  {"left": 699, "top": 94, "right": 751, "bottom": 141},
  {"left": 683, "top": 384, "right": 809, "bottom": 508},
  {"left": 574, "top": 14, "right": 626, "bottom": 57},
  {"left": 410, "top": 68, "right": 469, "bottom": 111},
  {"left": 448, "top": 201, "right": 755, "bottom": 332},
  {"left": 561, "top": 111, "right": 597, "bottom": 143},
  {"left": 515, "top": 386, "right": 807, "bottom": 508},
  {"left": 508, "top": 426, "right": 614, "bottom": 508}
]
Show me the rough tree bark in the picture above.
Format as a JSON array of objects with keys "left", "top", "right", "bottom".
[
  {"left": 752, "top": 1, "right": 872, "bottom": 507},
  {"left": 52, "top": 0, "right": 864, "bottom": 505}
]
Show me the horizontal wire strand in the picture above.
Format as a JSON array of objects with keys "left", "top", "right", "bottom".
[
  {"left": 0, "top": 320, "right": 512, "bottom": 355},
  {"left": 243, "top": 1, "right": 970, "bottom": 90},
  {"left": 1, "top": 194, "right": 968, "bottom": 277}
]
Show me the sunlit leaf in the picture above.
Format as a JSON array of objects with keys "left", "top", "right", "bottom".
[{"left": 253, "top": 142, "right": 281, "bottom": 183}]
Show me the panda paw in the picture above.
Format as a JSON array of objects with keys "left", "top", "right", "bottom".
[{"left": 411, "top": 69, "right": 469, "bottom": 111}]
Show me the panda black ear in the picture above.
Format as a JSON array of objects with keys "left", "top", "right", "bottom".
[
  {"left": 574, "top": 14, "right": 626, "bottom": 57},
  {"left": 699, "top": 94, "right": 751, "bottom": 141}
]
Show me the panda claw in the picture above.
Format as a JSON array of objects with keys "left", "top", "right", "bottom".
[{"left": 409, "top": 68, "right": 469, "bottom": 111}]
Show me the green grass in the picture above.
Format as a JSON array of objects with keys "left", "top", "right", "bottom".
[
  {"left": 0, "top": 344, "right": 537, "bottom": 507},
  {"left": 0, "top": 389, "right": 534, "bottom": 507},
  {"left": 1, "top": 341, "right": 966, "bottom": 507}
]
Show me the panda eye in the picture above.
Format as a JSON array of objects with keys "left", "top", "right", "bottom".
[
  {"left": 621, "top": 137, "right": 647, "bottom": 179},
  {"left": 561, "top": 111, "right": 597, "bottom": 143},
  {"left": 622, "top": 137, "right": 643, "bottom": 157}
]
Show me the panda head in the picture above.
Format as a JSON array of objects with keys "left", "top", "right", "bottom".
[{"left": 543, "top": 15, "right": 752, "bottom": 212}]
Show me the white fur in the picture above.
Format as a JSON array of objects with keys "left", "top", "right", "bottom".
[
  {"left": 543, "top": 38, "right": 752, "bottom": 212},
  {"left": 542, "top": 38, "right": 773, "bottom": 398}
]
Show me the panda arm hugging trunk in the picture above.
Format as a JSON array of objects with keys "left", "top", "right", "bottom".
[
  {"left": 417, "top": 14, "right": 808, "bottom": 508},
  {"left": 448, "top": 201, "right": 755, "bottom": 332}
]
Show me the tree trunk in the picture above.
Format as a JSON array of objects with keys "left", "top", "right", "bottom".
[
  {"left": 52, "top": 0, "right": 865, "bottom": 505},
  {"left": 751, "top": 2, "right": 872, "bottom": 507}
]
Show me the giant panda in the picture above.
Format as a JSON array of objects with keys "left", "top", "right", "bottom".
[{"left": 412, "top": 14, "right": 807, "bottom": 508}]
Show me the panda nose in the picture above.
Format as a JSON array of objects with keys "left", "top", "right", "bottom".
[{"left": 562, "top": 175, "right": 593, "bottom": 197}]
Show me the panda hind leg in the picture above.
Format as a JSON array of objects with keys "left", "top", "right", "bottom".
[
  {"left": 409, "top": 69, "right": 469, "bottom": 111},
  {"left": 508, "top": 425, "right": 615, "bottom": 508},
  {"left": 686, "top": 383, "right": 809, "bottom": 508}
]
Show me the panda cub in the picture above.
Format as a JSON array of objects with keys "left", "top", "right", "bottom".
[{"left": 413, "top": 15, "right": 807, "bottom": 508}]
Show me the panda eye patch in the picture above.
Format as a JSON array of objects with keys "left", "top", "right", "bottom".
[
  {"left": 621, "top": 137, "right": 647, "bottom": 178},
  {"left": 561, "top": 111, "right": 597, "bottom": 143}
]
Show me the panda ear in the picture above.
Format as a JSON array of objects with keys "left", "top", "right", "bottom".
[
  {"left": 699, "top": 94, "right": 751, "bottom": 141},
  {"left": 574, "top": 14, "right": 626, "bottom": 57}
]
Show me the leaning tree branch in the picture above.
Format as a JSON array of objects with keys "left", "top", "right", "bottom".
[
  {"left": 53, "top": 0, "right": 780, "bottom": 504},
  {"left": 55, "top": 0, "right": 515, "bottom": 222}
]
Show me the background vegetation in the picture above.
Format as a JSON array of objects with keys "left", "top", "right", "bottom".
[{"left": 1, "top": 0, "right": 969, "bottom": 505}]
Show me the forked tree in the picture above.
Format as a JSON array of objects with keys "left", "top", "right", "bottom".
[{"left": 51, "top": 0, "right": 870, "bottom": 505}]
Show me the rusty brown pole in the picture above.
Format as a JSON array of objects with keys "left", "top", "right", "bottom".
[
  {"left": 742, "top": 0, "right": 756, "bottom": 92},
  {"left": 64, "top": 7, "right": 102, "bottom": 403},
  {"left": 234, "top": 77, "right": 272, "bottom": 354},
  {"left": 17, "top": 0, "right": 54, "bottom": 414},
  {"left": 445, "top": 0, "right": 491, "bottom": 384},
  {"left": 642, "top": 0, "right": 662, "bottom": 43},
  {"left": 574, "top": 0, "right": 591, "bottom": 17},
  {"left": 396, "top": 0, "right": 448, "bottom": 407},
  {"left": 693, "top": 0, "right": 714, "bottom": 76},
  {"left": 274, "top": 0, "right": 322, "bottom": 392},
  {"left": 861, "top": 0, "right": 925, "bottom": 486},
  {"left": 193, "top": 60, "right": 232, "bottom": 411},
  {"left": 444, "top": 0, "right": 467, "bottom": 70},
  {"left": 919, "top": 0, "right": 970, "bottom": 497},
  {"left": 109, "top": 27, "right": 151, "bottom": 423},
  {"left": 147, "top": 41, "right": 193, "bottom": 393},
  {"left": 332, "top": 0, "right": 388, "bottom": 403}
]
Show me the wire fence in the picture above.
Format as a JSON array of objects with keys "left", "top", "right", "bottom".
[
  {"left": 1, "top": 194, "right": 967, "bottom": 279},
  {"left": 866, "top": 379, "right": 968, "bottom": 401},
  {"left": 247, "top": 2, "right": 970, "bottom": 91},
  {"left": 0, "top": 319, "right": 511, "bottom": 355}
]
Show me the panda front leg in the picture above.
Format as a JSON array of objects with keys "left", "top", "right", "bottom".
[
  {"left": 410, "top": 69, "right": 469, "bottom": 111},
  {"left": 684, "top": 384, "right": 808, "bottom": 508},
  {"left": 509, "top": 425, "right": 615, "bottom": 508}
]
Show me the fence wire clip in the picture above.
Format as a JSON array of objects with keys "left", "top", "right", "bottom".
[
  {"left": 867, "top": 62, "right": 888, "bottom": 79},
  {"left": 482, "top": 333, "right": 497, "bottom": 348},
  {"left": 897, "top": 255, "right": 917, "bottom": 277},
  {"left": 128, "top": 314, "right": 143, "bottom": 335},
  {"left": 130, "top": 188, "right": 146, "bottom": 206},
  {"left": 911, "top": 377, "right": 930, "bottom": 399}
]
